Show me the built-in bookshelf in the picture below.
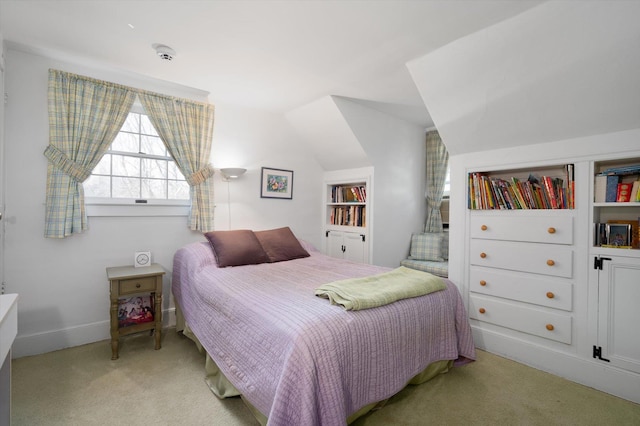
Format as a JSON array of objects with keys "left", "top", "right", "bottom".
[
  {"left": 592, "top": 158, "right": 640, "bottom": 251},
  {"left": 468, "top": 164, "right": 575, "bottom": 210},
  {"left": 323, "top": 168, "right": 372, "bottom": 264},
  {"left": 327, "top": 184, "right": 367, "bottom": 227}
]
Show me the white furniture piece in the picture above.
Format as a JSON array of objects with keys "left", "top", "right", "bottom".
[
  {"left": 449, "top": 131, "right": 640, "bottom": 404},
  {"left": 468, "top": 212, "right": 575, "bottom": 345},
  {"left": 323, "top": 168, "right": 372, "bottom": 264},
  {"left": 0, "top": 294, "right": 18, "bottom": 426}
]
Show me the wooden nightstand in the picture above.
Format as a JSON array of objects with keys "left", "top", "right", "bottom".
[{"left": 107, "top": 264, "right": 165, "bottom": 360}]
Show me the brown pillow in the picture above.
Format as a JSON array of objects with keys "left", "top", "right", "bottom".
[
  {"left": 254, "top": 227, "right": 310, "bottom": 263},
  {"left": 204, "top": 230, "right": 270, "bottom": 267}
]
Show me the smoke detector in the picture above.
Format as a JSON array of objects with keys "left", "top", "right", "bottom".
[{"left": 153, "top": 44, "right": 176, "bottom": 61}]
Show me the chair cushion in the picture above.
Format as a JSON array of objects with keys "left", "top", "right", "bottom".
[
  {"left": 408, "top": 233, "right": 444, "bottom": 262},
  {"left": 400, "top": 259, "right": 449, "bottom": 278}
]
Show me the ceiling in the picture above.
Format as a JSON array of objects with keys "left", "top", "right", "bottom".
[{"left": 0, "top": 0, "right": 544, "bottom": 128}]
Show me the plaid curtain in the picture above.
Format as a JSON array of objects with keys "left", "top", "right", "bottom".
[
  {"left": 44, "top": 70, "right": 135, "bottom": 238},
  {"left": 424, "top": 130, "right": 449, "bottom": 233},
  {"left": 139, "top": 93, "right": 216, "bottom": 232}
]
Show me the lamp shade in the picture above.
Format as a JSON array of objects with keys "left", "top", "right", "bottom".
[{"left": 220, "top": 168, "right": 247, "bottom": 180}]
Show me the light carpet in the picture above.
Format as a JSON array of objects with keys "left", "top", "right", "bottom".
[{"left": 11, "top": 328, "right": 640, "bottom": 425}]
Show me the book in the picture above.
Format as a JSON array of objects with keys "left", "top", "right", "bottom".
[
  {"left": 601, "top": 164, "right": 640, "bottom": 176},
  {"left": 629, "top": 180, "right": 640, "bottom": 202},
  {"left": 594, "top": 174, "right": 607, "bottom": 202},
  {"left": 605, "top": 175, "right": 620, "bottom": 202},
  {"left": 118, "top": 295, "right": 154, "bottom": 328},
  {"left": 565, "top": 164, "right": 575, "bottom": 209},
  {"left": 616, "top": 183, "right": 633, "bottom": 202}
]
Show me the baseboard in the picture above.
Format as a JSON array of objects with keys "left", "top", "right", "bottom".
[
  {"left": 472, "top": 326, "right": 640, "bottom": 404},
  {"left": 12, "top": 307, "right": 177, "bottom": 358}
]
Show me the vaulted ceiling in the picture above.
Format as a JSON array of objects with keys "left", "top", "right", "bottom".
[
  {"left": 0, "top": 0, "right": 542, "bottom": 129},
  {"left": 2, "top": 1, "right": 638, "bottom": 159}
]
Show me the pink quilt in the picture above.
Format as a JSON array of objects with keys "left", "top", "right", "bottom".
[{"left": 172, "top": 241, "right": 475, "bottom": 426}]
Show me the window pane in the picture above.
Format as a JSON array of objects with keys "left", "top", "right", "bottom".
[
  {"left": 142, "top": 158, "right": 167, "bottom": 179},
  {"left": 121, "top": 113, "right": 140, "bottom": 133},
  {"left": 168, "top": 162, "right": 185, "bottom": 180},
  {"left": 168, "top": 180, "right": 190, "bottom": 199},
  {"left": 140, "top": 135, "right": 166, "bottom": 156},
  {"left": 89, "top": 109, "right": 188, "bottom": 203},
  {"left": 112, "top": 155, "right": 140, "bottom": 177},
  {"left": 142, "top": 179, "right": 167, "bottom": 199},
  {"left": 443, "top": 168, "right": 451, "bottom": 195},
  {"left": 112, "top": 132, "right": 139, "bottom": 153},
  {"left": 113, "top": 177, "right": 140, "bottom": 198},
  {"left": 93, "top": 154, "right": 111, "bottom": 175},
  {"left": 84, "top": 175, "right": 111, "bottom": 197},
  {"left": 140, "top": 115, "right": 158, "bottom": 136}
]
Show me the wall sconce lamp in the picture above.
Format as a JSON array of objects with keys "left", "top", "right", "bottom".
[{"left": 220, "top": 168, "right": 247, "bottom": 181}]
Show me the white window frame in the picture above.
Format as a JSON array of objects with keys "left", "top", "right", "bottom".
[{"left": 85, "top": 102, "right": 190, "bottom": 217}]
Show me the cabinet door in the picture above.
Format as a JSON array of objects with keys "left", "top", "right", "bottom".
[
  {"left": 343, "top": 232, "right": 365, "bottom": 263},
  {"left": 597, "top": 256, "right": 640, "bottom": 374},
  {"left": 327, "top": 232, "right": 346, "bottom": 259}
]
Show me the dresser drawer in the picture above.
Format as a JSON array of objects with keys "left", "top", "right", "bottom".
[
  {"left": 470, "top": 267, "right": 572, "bottom": 311},
  {"left": 118, "top": 276, "right": 157, "bottom": 294},
  {"left": 470, "top": 239, "right": 573, "bottom": 278},
  {"left": 469, "top": 294, "right": 572, "bottom": 344},
  {"left": 470, "top": 215, "right": 573, "bottom": 244}
]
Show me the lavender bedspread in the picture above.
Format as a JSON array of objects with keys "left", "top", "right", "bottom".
[{"left": 172, "top": 241, "right": 475, "bottom": 426}]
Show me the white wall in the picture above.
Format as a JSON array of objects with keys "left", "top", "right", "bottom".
[
  {"left": 4, "top": 47, "right": 324, "bottom": 357},
  {"left": 333, "top": 97, "right": 427, "bottom": 267}
]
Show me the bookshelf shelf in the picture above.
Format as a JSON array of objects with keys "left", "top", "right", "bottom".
[
  {"left": 592, "top": 157, "right": 640, "bottom": 250},
  {"left": 467, "top": 163, "right": 574, "bottom": 210}
]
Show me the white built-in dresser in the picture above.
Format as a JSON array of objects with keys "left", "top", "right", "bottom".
[{"left": 449, "top": 130, "right": 640, "bottom": 404}]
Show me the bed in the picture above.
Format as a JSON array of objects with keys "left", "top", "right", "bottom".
[{"left": 172, "top": 228, "right": 475, "bottom": 426}]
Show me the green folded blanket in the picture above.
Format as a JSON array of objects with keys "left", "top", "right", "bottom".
[{"left": 315, "top": 266, "right": 446, "bottom": 311}]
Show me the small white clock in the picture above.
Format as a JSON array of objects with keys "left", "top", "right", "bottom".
[{"left": 134, "top": 251, "right": 151, "bottom": 268}]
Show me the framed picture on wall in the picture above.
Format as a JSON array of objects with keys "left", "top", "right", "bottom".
[{"left": 261, "top": 167, "right": 293, "bottom": 199}]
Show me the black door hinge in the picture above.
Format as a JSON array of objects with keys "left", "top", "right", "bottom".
[
  {"left": 360, "top": 234, "right": 365, "bottom": 242},
  {"left": 326, "top": 230, "right": 330, "bottom": 237},
  {"left": 593, "top": 345, "right": 610, "bottom": 362},
  {"left": 341, "top": 245, "right": 346, "bottom": 253},
  {"left": 594, "top": 257, "right": 611, "bottom": 270}
]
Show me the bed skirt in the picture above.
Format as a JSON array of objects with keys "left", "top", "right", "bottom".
[{"left": 179, "top": 319, "right": 453, "bottom": 425}]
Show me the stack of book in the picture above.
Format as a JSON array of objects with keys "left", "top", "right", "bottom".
[
  {"left": 329, "top": 206, "right": 366, "bottom": 227},
  {"left": 331, "top": 185, "right": 367, "bottom": 203},
  {"left": 468, "top": 165, "right": 574, "bottom": 210},
  {"left": 594, "top": 164, "right": 640, "bottom": 203}
]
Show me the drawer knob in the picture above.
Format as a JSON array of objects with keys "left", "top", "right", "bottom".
[
  {"left": 546, "top": 324, "right": 555, "bottom": 331},
  {"left": 479, "top": 308, "right": 486, "bottom": 314},
  {"left": 546, "top": 259, "right": 555, "bottom": 266},
  {"left": 480, "top": 252, "right": 487, "bottom": 259},
  {"left": 546, "top": 292, "right": 555, "bottom": 299},
  {"left": 136, "top": 283, "right": 141, "bottom": 288},
  {"left": 480, "top": 280, "right": 487, "bottom": 286},
  {"left": 481, "top": 225, "right": 488, "bottom": 231},
  {"left": 547, "top": 227, "right": 556, "bottom": 234}
]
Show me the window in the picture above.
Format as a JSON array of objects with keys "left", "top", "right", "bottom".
[
  {"left": 84, "top": 109, "right": 189, "bottom": 203},
  {"left": 443, "top": 166, "right": 451, "bottom": 198}
]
